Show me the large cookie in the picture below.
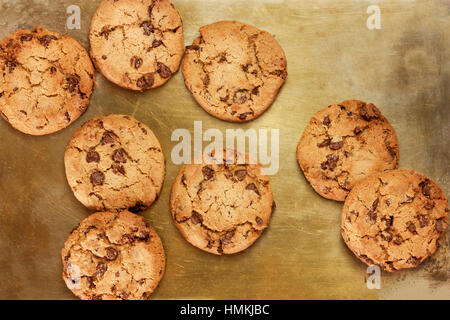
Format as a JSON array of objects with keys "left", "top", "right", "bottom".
[
  {"left": 170, "top": 149, "right": 275, "bottom": 255},
  {"left": 61, "top": 210, "right": 165, "bottom": 300},
  {"left": 341, "top": 169, "right": 449, "bottom": 272},
  {"left": 297, "top": 100, "right": 399, "bottom": 201},
  {"left": 64, "top": 114, "right": 165, "bottom": 212},
  {"left": 182, "top": 20, "right": 287, "bottom": 122},
  {"left": 89, "top": 0, "right": 183, "bottom": 91},
  {"left": 0, "top": 27, "right": 95, "bottom": 135}
]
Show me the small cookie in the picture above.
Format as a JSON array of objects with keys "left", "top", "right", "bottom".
[
  {"left": 0, "top": 26, "right": 95, "bottom": 135},
  {"left": 64, "top": 114, "right": 165, "bottom": 212},
  {"left": 170, "top": 149, "right": 275, "bottom": 255},
  {"left": 61, "top": 210, "right": 165, "bottom": 300},
  {"left": 297, "top": 100, "right": 399, "bottom": 201},
  {"left": 182, "top": 20, "right": 287, "bottom": 122},
  {"left": 341, "top": 169, "right": 449, "bottom": 272},
  {"left": 89, "top": 0, "right": 183, "bottom": 91}
]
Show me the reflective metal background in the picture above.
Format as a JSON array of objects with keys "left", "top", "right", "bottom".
[{"left": 0, "top": 0, "right": 448, "bottom": 299}]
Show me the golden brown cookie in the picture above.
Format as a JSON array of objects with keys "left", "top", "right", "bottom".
[
  {"left": 64, "top": 114, "right": 165, "bottom": 212},
  {"left": 297, "top": 100, "right": 399, "bottom": 201},
  {"left": 170, "top": 149, "right": 276, "bottom": 255},
  {"left": 0, "top": 26, "right": 95, "bottom": 135},
  {"left": 341, "top": 169, "right": 449, "bottom": 272},
  {"left": 61, "top": 210, "right": 166, "bottom": 300},
  {"left": 182, "top": 20, "right": 287, "bottom": 122},
  {"left": 89, "top": 0, "right": 183, "bottom": 91}
]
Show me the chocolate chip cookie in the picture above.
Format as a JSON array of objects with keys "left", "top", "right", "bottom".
[
  {"left": 297, "top": 100, "right": 399, "bottom": 201},
  {"left": 182, "top": 20, "right": 287, "bottom": 122},
  {"left": 0, "top": 27, "right": 95, "bottom": 135},
  {"left": 62, "top": 210, "right": 165, "bottom": 300},
  {"left": 170, "top": 149, "right": 275, "bottom": 255},
  {"left": 341, "top": 169, "right": 449, "bottom": 272},
  {"left": 89, "top": 0, "right": 183, "bottom": 91},
  {"left": 64, "top": 114, "right": 165, "bottom": 212}
]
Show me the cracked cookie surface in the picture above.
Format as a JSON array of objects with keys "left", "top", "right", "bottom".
[
  {"left": 61, "top": 210, "right": 165, "bottom": 300},
  {"left": 182, "top": 20, "right": 287, "bottom": 122},
  {"left": 170, "top": 150, "right": 275, "bottom": 255},
  {"left": 89, "top": 0, "right": 183, "bottom": 91},
  {"left": 297, "top": 100, "right": 399, "bottom": 201},
  {"left": 64, "top": 114, "right": 165, "bottom": 212},
  {"left": 0, "top": 26, "right": 95, "bottom": 135},
  {"left": 341, "top": 169, "right": 449, "bottom": 272}
]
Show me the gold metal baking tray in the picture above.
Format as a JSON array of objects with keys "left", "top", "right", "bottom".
[{"left": 0, "top": 0, "right": 448, "bottom": 299}]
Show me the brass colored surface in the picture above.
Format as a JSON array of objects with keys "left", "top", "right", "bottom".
[{"left": 0, "top": 0, "right": 449, "bottom": 299}]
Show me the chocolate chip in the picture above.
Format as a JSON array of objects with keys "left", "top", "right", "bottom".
[
  {"left": 324, "top": 154, "right": 339, "bottom": 171},
  {"left": 271, "top": 69, "right": 287, "bottom": 78},
  {"left": 238, "top": 112, "right": 252, "bottom": 121},
  {"left": 424, "top": 202, "right": 435, "bottom": 210},
  {"left": 217, "top": 246, "right": 223, "bottom": 254},
  {"left": 202, "top": 166, "right": 214, "bottom": 180},
  {"left": 38, "top": 35, "right": 57, "bottom": 47},
  {"left": 417, "top": 215, "right": 430, "bottom": 228},
  {"left": 129, "top": 201, "right": 145, "bottom": 213},
  {"left": 112, "top": 163, "right": 126, "bottom": 175},
  {"left": 191, "top": 211, "right": 203, "bottom": 225},
  {"left": 317, "top": 138, "right": 331, "bottom": 148},
  {"left": 223, "top": 230, "right": 235, "bottom": 244},
  {"left": 20, "top": 110, "right": 27, "bottom": 116},
  {"left": 407, "top": 256, "right": 420, "bottom": 266},
  {"left": 359, "top": 103, "right": 377, "bottom": 121},
  {"left": 251, "top": 87, "right": 260, "bottom": 96},
  {"left": 435, "top": 219, "right": 446, "bottom": 233},
  {"left": 152, "top": 39, "right": 163, "bottom": 48},
  {"left": 105, "top": 247, "right": 118, "bottom": 261},
  {"left": 86, "top": 151, "right": 100, "bottom": 163},
  {"left": 329, "top": 140, "right": 344, "bottom": 150},
  {"left": 407, "top": 221, "right": 417, "bottom": 234},
  {"left": 256, "top": 216, "right": 263, "bottom": 226},
  {"left": 140, "top": 21, "right": 154, "bottom": 35},
  {"left": 157, "top": 62, "right": 171, "bottom": 78},
  {"left": 186, "top": 44, "right": 200, "bottom": 50},
  {"left": 50, "top": 66, "right": 57, "bottom": 73},
  {"left": 112, "top": 148, "right": 127, "bottom": 163},
  {"left": 220, "top": 94, "right": 229, "bottom": 102},
  {"left": 380, "top": 229, "right": 393, "bottom": 242},
  {"left": 353, "top": 126, "right": 362, "bottom": 135},
  {"left": 100, "top": 26, "right": 111, "bottom": 39},
  {"left": 136, "top": 231, "right": 150, "bottom": 241},
  {"left": 246, "top": 183, "right": 260, "bottom": 195},
  {"left": 90, "top": 170, "right": 105, "bottom": 186},
  {"left": 393, "top": 235, "right": 403, "bottom": 245},
  {"left": 96, "top": 263, "right": 107, "bottom": 277},
  {"left": 136, "top": 73, "right": 154, "bottom": 89},
  {"left": 206, "top": 240, "right": 213, "bottom": 249},
  {"left": 132, "top": 56, "right": 143, "bottom": 69},
  {"left": 0, "top": 92, "right": 3, "bottom": 98},
  {"left": 101, "top": 132, "right": 115, "bottom": 145},
  {"left": 64, "top": 112, "right": 71, "bottom": 122},
  {"left": 234, "top": 169, "right": 247, "bottom": 181},
  {"left": 371, "top": 198, "right": 379, "bottom": 212},
  {"left": 323, "top": 115, "right": 331, "bottom": 126},
  {"left": 419, "top": 180, "right": 432, "bottom": 197},
  {"left": 20, "top": 34, "right": 33, "bottom": 42},
  {"left": 233, "top": 90, "right": 248, "bottom": 104},
  {"left": 65, "top": 74, "right": 80, "bottom": 93},
  {"left": 272, "top": 201, "right": 277, "bottom": 211},
  {"left": 366, "top": 210, "right": 377, "bottom": 224},
  {"left": 92, "top": 294, "right": 103, "bottom": 300},
  {"left": 6, "top": 60, "right": 17, "bottom": 73},
  {"left": 102, "top": 55, "right": 107, "bottom": 60}
]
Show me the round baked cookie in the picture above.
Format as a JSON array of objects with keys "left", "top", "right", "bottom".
[
  {"left": 182, "top": 20, "right": 287, "bottom": 122},
  {"left": 297, "top": 100, "right": 399, "bottom": 201},
  {"left": 170, "top": 149, "right": 275, "bottom": 255},
  {"left": 0, "top": 26, "right": 95, "bottom": 135},
  {"left": 64, "top": 114, "right": 165, "bottom": 212},
  {"left": 341, "top": 169, "right": 449, "bottom": 272},
  {"left": 89, "top": 0, "right": 183, "bottom": 91},
  {"left": 62, "top": 210, "right": 165, "bottom": 300}
]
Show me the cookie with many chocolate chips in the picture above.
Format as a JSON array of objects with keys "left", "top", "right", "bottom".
[
  {"left": 64, "top": 114, "right": 165, "bottom": 212},
  {"left": 182, "top": 21, "right": 287, "bottom": 122},
  {"left": 89, "top": 0, "right": 183, "bottom": 91},
  {"left": 61, "top": 210, "right": 166, "bottom": 300},
  {"left": 0, "top": 26, "right": 95, "bottom": 135},
  {"left": 297, "top": 100, "right": 399, "bottom": 201},
  {"left": 170, "top": 149, "right": 275, "bottom": 255},
  {"left": 341, "top": 169, "right": 449, "bottom": 272}
]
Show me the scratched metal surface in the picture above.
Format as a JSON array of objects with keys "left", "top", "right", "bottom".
[{"left": 0, "top": 0, "right": 449, "bottom": 300}]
